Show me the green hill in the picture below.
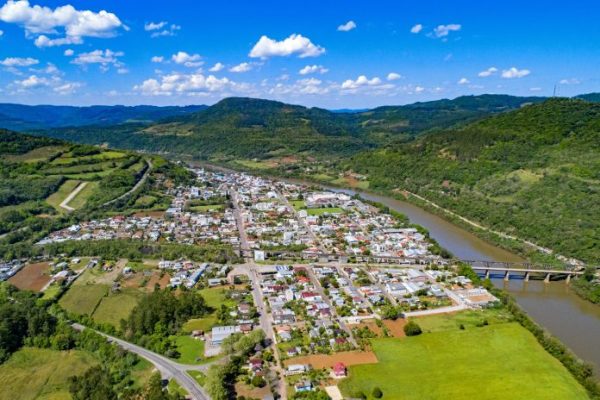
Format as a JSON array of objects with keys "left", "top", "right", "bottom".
[{"left": 348, "top": 98, "right": 600, "bottom": 262}]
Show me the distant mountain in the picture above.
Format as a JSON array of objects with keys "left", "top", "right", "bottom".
[
  {"left": 349, "top": 98, "right": 600, "bottom": 262},
  {"left": 0, "top": 104, "right": 208, "bottom": 131},
  {"left": 29, "top": 94, "right": 550, "bottom": 159},
  {"left": 575, "top": 93, "right": 600, "bottom": 103}
]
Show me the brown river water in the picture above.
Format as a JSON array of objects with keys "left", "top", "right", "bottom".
[{"left": 199, "top": 164, "right": 600, "bottom": 371}]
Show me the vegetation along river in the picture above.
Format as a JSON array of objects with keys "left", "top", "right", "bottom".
[{"left": 318, "top": 183, "right": 600, "bottom": 373}]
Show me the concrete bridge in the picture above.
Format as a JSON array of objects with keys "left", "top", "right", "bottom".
[{"left": 462, "top": 260, "right": 586, "bottom": 283}]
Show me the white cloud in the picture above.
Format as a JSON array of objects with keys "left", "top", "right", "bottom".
[
  {"left": 12, "top": 73, "right": 80, "bottom": 94},
  {"left": 478, "top": 67, "right": 498, "bottom": 77},
  {"left": 151, "top": 56, "right": 164, "bottom": 63},
  {"left": 337, "top": 20, "right": 356, "bottom": 32},
  {"left": 53, "top": 81, "right": 81, "bottom": 94},
  {"left": 432, "top": 24, "right": 461, "bottom": 38},
  {"left": 72, "top": 49, "right": 124, "bottom": 72},
  {"left": 209, "top": 62, "right": 224, "bottom": 72},
  {"left": 0, "top": 30, "right": 3, "bottom": 36},
  {"left": 341, "top": 75, "right": 382, "bottom": 90},
  {"left": 146, "top": 22, "right": 180, "bottom": 38},
  {"left": 64, "top": 49, "right": 74, "bottom": 56},
  {"left": 171, "top": 51, "right": 202, "bottom": 67},
  {"left": 249, "top": 34, "right": 325, "bottom": 59},
  {"left": 501, "top": 67, "right": 530, "bottom": 79},
  {"left": 458, "top": 77, "right": 470, "bottom": 85},
  {"left": 410, "top": 24, "right": 423, "bottom": 34},
  {"left": 14, "top": 74, "right": 49, "bottom": 88},
  {"left": 0, "top": 0, "right": 125, "bottom": 47},
  {"left": 117, "top": 67, "right": 129, "bottom": 74},
  {"left": 0, "top": 57, "right": 39, "bottom": 67},
  {"left": 415, "top": 86, "right": 425, "bottom": 93},
  {"left": 529, "top": 87, "right": 542, "bottom": 92},
  {"left": 559, "top": 78, "right": 580, "bottom": 85},
  {"left": 387, "top": 72, "right": 402, "bottom": 81},
  {"left": 229, "top": 62, "right": 251, "bottom": 73},
  {"left": 299, "top": 65, "right": 328, "bottom": 75},
  {"left": 134, "top": 72, "right": 239, "bottom": 96},
  {"left": 144, "top": 21, "right": 167, "bottom": 31}
]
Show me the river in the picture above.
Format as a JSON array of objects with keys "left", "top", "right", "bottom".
[{"left": 199, "top": 163, "right": 600, "bottom": 372}]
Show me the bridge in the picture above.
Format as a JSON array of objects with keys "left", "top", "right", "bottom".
[{"left": 458, "top": 260, "right": 587, "bottom": 283}]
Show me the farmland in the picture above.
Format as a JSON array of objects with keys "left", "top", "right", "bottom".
[
  {"left": 7, "top": 262, "right": 52, "bottom": 291},
  {"left": 0, "top": 347, "right": 97, "bottom": 400},
  {"left": 339, "top": 322, "right": 589, "bottom": 400}
]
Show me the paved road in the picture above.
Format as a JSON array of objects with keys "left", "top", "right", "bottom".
[
  {"left": 102, "top": 158, "right": 153, "bottom": 207},
  {"left": 72, "top": 324, "right": 210, "bottom": 400},
  {"left": 60, "top": 181, "right": 88, "bottom": 212}
]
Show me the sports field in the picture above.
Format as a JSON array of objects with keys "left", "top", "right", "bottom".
[{"left": 339, "top": 322, "right": 588, "bottom": 400}]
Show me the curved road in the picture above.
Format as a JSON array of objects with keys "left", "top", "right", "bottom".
[
  {"left": 72, "top": 323, "right": 210, "bottom": 400},
  {"left": 102, "top": 158, "right": 153, "bottom": 207}
]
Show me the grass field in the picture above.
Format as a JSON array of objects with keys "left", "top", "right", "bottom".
[
  {"left": 187, "top": 370, "right": 206, "bottom": 386},
  {"left": 182, "top": 315, "right": 218, "bottom": 333},
  {"left": 46, "top": 179, "right": 80, "bottom": 210},
  {"left": 415, "top": 308, "right": 514, "bottom": 333},
  {"left": 291, "top": 200, "right": 306, "bottom": 210},
  {"left": 92, "top": 288, "right": 144, "bottom": 327},
  {"left": 189, "top": 204, "right": 224, "bottom": 212},
  {"left": 59, "top": 283, "right": 108, "bottom": 316},
  {"left": 2, "top": 145, "right": 65, "bottom": 163},
  {"left": 172, "top": 335, "right": 206, "bottom": 364},
  {"left": 338, "top": 323, "right": 588, "bottom": 400},
  {"left": 181, "top": 287, "right": 235, "bottom": 333},
  {"left": 307, "top": 207, "right": 343, "bottom": 215},
  {"left": 0, "top": 347, "right": 97, "bottom": 400},
  {"left": 67, "top": 181, "right": 99, "bottom": 209}
]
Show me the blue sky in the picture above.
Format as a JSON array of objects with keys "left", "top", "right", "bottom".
[{"left": 0, "top": 0, "right": 598, "bottom": 108}]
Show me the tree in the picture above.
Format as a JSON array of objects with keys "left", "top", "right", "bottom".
[
  {"left": 403, "top": 320, "right": 422, "bottom": 336},
  {"left": 372, "top": 387, "right": 383, "bottom": 398},
  {"left": 69, "top": 366, "right": 117, "bottom": 400},
  {"left": 380, "top": 306, "right": 400, "bottom": 320},
  {"left": 251, "top": 375, "right": 266, "bottom": 388}
]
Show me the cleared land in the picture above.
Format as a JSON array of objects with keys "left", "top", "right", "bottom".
[
  {"left": 8, "top": 262, "right": 52, "bottom": 292},
  {"left": 59, "top": 283, "right": 108, "bottom": 316},
  {"left": 46, "top": 180, "right": 80, "bottom": 211},
  {"left": 172, "top": 335, "right": 206, "bottom": 364},
  {"left": 338, "top": 323, "right": 589, "bottom": 400},
  {"left": 0, "top": 347, "right": 97, "bottom": 400},
  {"left": 284, "top": 351, "right": 378, "bottom": 369},
  {"left": 67, "top": 181, "right": 99, "bottom": 209},
  {"left": 2, "top": 145, "right": 64, "bottom": 163},
  {"left": 92, "top": 288, "right": 144, "bottom": 327}
]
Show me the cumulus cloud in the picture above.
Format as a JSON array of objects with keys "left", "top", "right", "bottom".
[
  {"left": 64, "top": 49, "right": 74, "bottom": 56},
  {"left": 337, "top": 20, "right": 356, "bottom": 32},
  {"left": 229, "top": 62, "right": 251, "bottom": 73},
  {"left": 209, "top": 62, "right": 224, "bottom": 72},
  {"left": 478, "top": 67, "right": 498, "bottom": 77},
  {"left": 341, "top": 75, "right": 382, "bottom": 90},
  {"left": 431, "top": 24, "right": 461, "bottom": 38},
  {"left": 72, "top": 49, "right": 124, "bottom": 72},
  {"left": 387, "top": 72, "right": 402, "bottom": 81},
  {"left": 0, "top": 57, "right": 39, "bottom": 67},
  {"left": 458, "top": 77, "right": 470, "bottom": 85},
  {"left": 151, "top": 56, "right": 164, "bottom": 63},
  {"left": 171, "top": 51, "right": 202, "bottom": 67},
  {"left": 415, "top": 86, "right": 425, "bottom": 93},
  {"left": 0, "top": 0, "right": 125, "bottom": 47},
  {"left": 299, "top": 65, "right": 328, "bottom": 75},
  {"left": 249, "top": 34, "right": 325, "bottom": 59},
  {"left": 145, "top": 21, "right": 180, "bottom": 38},
  {"left": 12, "top": 73, "right": 80, "bottom": 94},
  {"left": 410, "top": 24, "right": 423, "bottom": 34},
  {"left": 501, "top": 67, "right": 530, "bottom": 79},
  {"left": 559, "top": 78, "right": 580, "bottom": 85},
  {"left": 134, "top": 72, "right": 239, "bottom": 96}
]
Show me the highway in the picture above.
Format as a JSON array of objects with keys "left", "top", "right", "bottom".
[{"left": 72, "top": 324, "right": 210, "bottom": 400}]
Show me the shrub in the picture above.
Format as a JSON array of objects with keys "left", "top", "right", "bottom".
[
  {"left": 403, "top": 321, "right": 422, "bottom": 336},
  {"left": 372, "top": 387, "right": 383, "bottom": 398}
]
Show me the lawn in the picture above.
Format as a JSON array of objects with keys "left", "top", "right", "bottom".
[
  {"left": 92, "top": 288, "right": 144, "bottom": 327},
  {"left": 46, "top": 179, "right": 80, "bottom": 210},
  {"left": 198, "top": 287, "right": 237, "bottom": 309},
  {"left": 59, "top": 283, "right": 108, "bottom": 316},
  {"left": 189, "top": 204, "right": 224, "bottom": 212},
  {"left": 182, "top": 315, "right": 218, "bottom": 333},
  {"left": 0, "top": 347, "right": 97, "bottom": 400},
  {"left": 172, "top": 335, "right": 206, "bottom": 364},
  {"left": 291, "top": 200, "right": 306, "bottom": 210},
  {"left": 41, "top": 283, "right": 63, "bottom": 301},
  {"left": 187, "top": 370, "right": 206, "bottom": 386},
  {"left": 67, "top": 181, "right": 99, "bottom": 209},
  {"left": 307, "top": 207, "right": 343, "bottom": 216},
  {"left": 414, "top": 308, "right": 514, "bottom": 333},
  {"left": 338, "top": 323, "right": 588, "bottom": 400},
  {"left": 168, "top": 378, "right": 188, "bottom": 397}
]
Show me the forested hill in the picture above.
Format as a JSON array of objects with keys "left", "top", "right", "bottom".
[
  {"left": 348, "top": 98, "right": 600, "bottom": 262},
  {"left": 576, "top": 93, "right": 600, "bottom": 103},
  {"left": 29, "top": 94, "right": 547, "bottom": 160},
  {"left": 0, "top": 103, "right": 207, "bottom": 131}
]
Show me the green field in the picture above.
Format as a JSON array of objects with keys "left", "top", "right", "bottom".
[
  {"left": 181, "top": 287, "right": 235, "bottom": 333},
  {"left": 59, "top": 283, "right": 108, "bottom": 316},
  {"left": 189, "top": 204, "right": 224, "bottom": 212},
  {"left": 339, "top": 323, "right": 588, "bottom": 400},
  {"left": 307, "top": 207, "right": 343, "bottom": 215},
  {"left": 46, "top": 179, "right": 80, "bottom": 210},
  {"left": 3, "top": 145, "right": 65, "bottom": 163},
  {"left": 415, "top": 308, "right": 514, "bottom": 333},
  {"left": 0, "top": 347, "right": 97, "bottom": 400},
  {"left": 67, "top": 181, "right": 99, "bottom": 209},
  {"left": 182, "top": 315, "right": 218, "bottom": 333},
  {"left": 92, "top": 288, "right": 144, "bottom": 327},
  {"left": 291, "top": 200, "right": 306, "bottom": 210},
  {"left": 187, "top": 370, "right": 206, "bottom": 386},
  {"left": 172, "top": 335, "right": 206, "bottom": 364}
]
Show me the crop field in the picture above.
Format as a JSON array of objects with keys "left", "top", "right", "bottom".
[
  {"left": 8, "top": 262, "right": 52, "bottom": 292},
  {"left": 284, "top": 351, "right": 378, "bottom": 369},
  {"left": 339, "top": 322, "right": 588, "bottom": 400},
  {"left": 0, "top": 347, "right": 97, "bottom": 400}
]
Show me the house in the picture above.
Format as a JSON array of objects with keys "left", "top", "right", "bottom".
[
  {"left": 211, "top": 326, "right": 241, "bottom": 345},
  {"left": 294, "top": 380, "right": 313, "bottom": 392},
  {"left": 286, "top": 364, "right": 308, "bottom": 376},
  {"left": 208, "top": 278, "right": 223, "bottom": 287},
  {"left": 332, "top": 362, "right": 347, "bottom": 377}
]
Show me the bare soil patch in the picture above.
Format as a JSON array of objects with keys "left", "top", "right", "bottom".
[
  {"left": 8, "top": 262, "right": 52, "bottom": 291},
  {"left": 383, "top": 319, "right": 407, "bottom": 337},
  {"left": 234, "top": 382, "right": 272, "bottom": 399},
  {"left": 284, "top": 351, "right": 378, "bottom": 369}
]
